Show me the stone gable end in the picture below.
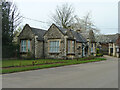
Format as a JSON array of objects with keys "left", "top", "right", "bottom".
[
  {"left": 18, "top": 24, "right": 36, "bottom": 58},
  {"left": 44, "top": 24, "right": 66, "bottom": 59},
  {"left": 44, "top": 24, "right": 64, "bottom": 39},
  {"left": 19, "top": 25, "right": 35, "bottom": 40}
]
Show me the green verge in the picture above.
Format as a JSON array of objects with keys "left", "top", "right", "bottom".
[{"left": 2, "top": 58, "right": 106, "bottom": 74}]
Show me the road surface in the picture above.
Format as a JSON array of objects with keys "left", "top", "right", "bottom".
[{"left": 2, "top": 56, "right": 118, "bottom": 88}]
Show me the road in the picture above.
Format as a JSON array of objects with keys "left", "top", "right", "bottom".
[{"left": 2, "top": 56, "right": 118, "bottom": 88}]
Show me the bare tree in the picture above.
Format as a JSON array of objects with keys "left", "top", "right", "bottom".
[
  {"left": 50, "top": 4, "right": 100, "bottom": 35},
  {"left": 72, "top": 12, "right": 100, "bottom": 34},
  {"left": 2, "top": 0, "right": 22, "bottom": 44},
  {"left": 9, "top": 1, "right": 22, "bottom": 35},
  {"left": 13, "top": 25, "right": 23, "bottom": 43},
  {"left": 51, "top": 3, "right": 75, "bottom": 29}
]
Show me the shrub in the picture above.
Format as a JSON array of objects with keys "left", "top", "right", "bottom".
[
  {"left": 96, "top": 48, "right": 103, "bottom": 57},
  {"left": 96, "top": 53, "right": 103, "bottom": 57},
  {"left": 2, "top": 43, "right": 20, "bottom": 58},
  {"left": 96, "top": 48, "right": 100, "bottom": 54},
  {"left": 26, "top": 51, "right": 33, "bottom": 60}
]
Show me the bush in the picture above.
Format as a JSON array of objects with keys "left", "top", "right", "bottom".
[
  {"left": 26, "top": 51, "right": 33, "bottom": 60},
  {"left": 96, "top": 48, "right": 103, "bottom": 57},
  {"left": 96, "top": 53, "right": 103, "bottom": 57},
  {"left": 96, "top": 48, "right": 100, "bottom": 54},
  {"left": 78, "top": 56, "right": 95, "bottom": 61},
  {"left": 2, "top": 43, "right": 20, "bottom": 58}
]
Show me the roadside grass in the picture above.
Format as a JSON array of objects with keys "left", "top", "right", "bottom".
[
  {"left": 2, "top": 59, "right": 67, "bottom": 68},
  {"left": 1, "top": 57, "right": 106, "bottom": 74}
]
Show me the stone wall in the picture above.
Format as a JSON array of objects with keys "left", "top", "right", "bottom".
[
  {"left": 44, "top": 24, "right": 65, "bottom": 59},
  {"left": 100, "top": 43, "right": 109, "bottom": 55},
  {"left": 34, "top": 36, "right": 44, "bottom": 58},
  {"left": 76, "top": 42, "right": 83, "bottom": 58},
  {"left": 19, "top": 24, "right": 97, "bottom": 59},
  {"left": 87, "top": 42, "right": 96, "bottom": 56},
  {"left": 109, "top": 42, "right": 120, "bottom": 57},
  {"left": 18, "top": 25, "right": 35, "bottom": 58}
]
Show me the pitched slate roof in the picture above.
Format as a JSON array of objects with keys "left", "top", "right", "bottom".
[
  {"left": 31, "top": 27, "right": 46, "bottom": 41},
  {"left": 80, "top": 30, "right": 96, "bottom": 43},
  {"left": 55, "top": 24, "right": 86, "bottom": 43},
  {"left": 80, "top": 33, "right": 89, "bottom": 39},
  {"left": 30, "top": 24, "right": 87, "bottom": 43},
  {"left": 96, "top": 33, "right": 120, "bottom": 43},
  {"left": 71, "top": 30, "right": 87, "bottom": 43},
  {"left": 56, "top": 26, "right": 68, "bottom": 35},
  {"left": 105, "top": 34, "right": 119, "bottom": 43},
  {"left": 95, "top": 35, "right": 110, "bottom": 43}
]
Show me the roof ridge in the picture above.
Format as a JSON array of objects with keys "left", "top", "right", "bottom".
[
  {"left": 71, "top": 30, "right": 86, "bottom": 43},
  {"left": 31, "top": 27, "right": 47, "bottom": 31}
]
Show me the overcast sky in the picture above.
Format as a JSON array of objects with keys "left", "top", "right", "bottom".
[{"left": 13, "top": 0, "right": 118, "bottom": 34}]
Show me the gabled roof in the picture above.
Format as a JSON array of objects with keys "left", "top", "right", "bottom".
[
  {"left": 53, "top": 24, "right": 86, "bottom": 43},
  {"left": 52, "top": 24, "right": 68, "bottom": 35},
  {"left": 22, "top": 24, "right": 87, "bottom": 43},
  {"left": 80, "top": 33, "right": 89, "bottom": 39},
  {"left": 80, "top": 30, "right": 96, "bottom": 43},
  {"left": 56, "top": 25, "right": 87, "bottom": 43},
  {"left": 57, "top": 26, "right": 68, "bottom": 35},
  {"left": 104, "top": 34, "right": 119, "bottom": 43},
  {"left": 97, "top": 33, "right": 120, "bottom": 43},
  {"left": 71, "top": 30, "right": 87, "bottom": 43},
  {"left": 19, "top": 24, "right": 47, "bottom": 41},
  {"left": 44, "top": 24, "right": 68, "bottom": 36},
  {"left": 30, "top": 27, "right": 46, "bottom": 41}
]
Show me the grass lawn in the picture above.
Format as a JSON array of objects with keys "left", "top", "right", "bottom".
[{"left": 1, "top": 57, "right": 106, "bottom": 74}]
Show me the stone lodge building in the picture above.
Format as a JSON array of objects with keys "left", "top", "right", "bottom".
[
  {"left": 18, "top": 24, "right": 96, "bottom": 59},
  {"left": 97, "top": 33, "right": 120, "bottom": 58}
]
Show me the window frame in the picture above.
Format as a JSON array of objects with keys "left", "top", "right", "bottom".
[
  {"left": 49, "top": 40, "right": 60, "bottom": 53},
  {"left": 20, "top": 39, "right": 31, "bottom": 53},
  {"left": 21, "top": 40, "right": 27, "bottom": 52},
  {"left": 28, "top": 40, "right": 31, "bottom": 52},
  {"left": 91, "top": 43, "right": 93, "bottom": 52},
  {"left": 67, "top": 40, "right": 75, "bottom": 54}
]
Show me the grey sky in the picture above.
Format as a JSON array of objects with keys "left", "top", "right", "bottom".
[{"left": 14, "top": 0, "right": 118, "bottom": 34}]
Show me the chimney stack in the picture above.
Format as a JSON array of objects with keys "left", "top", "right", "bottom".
[{"left": 76, "top": 27, "right": 82, "bottom": 33}]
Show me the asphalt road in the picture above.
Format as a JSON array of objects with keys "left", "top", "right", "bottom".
[{"left": 2, "top": 56, "right": 118, "bottom": 88}]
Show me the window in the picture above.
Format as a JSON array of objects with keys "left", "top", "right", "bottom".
[
  {"left": 116, "top": 48, "right": 120, "bottom": 53},
  {"left": 91, "top": 43, "right": 93, "bottom": 52},
  {"left": 72, "top": 41, "right": 75, "bottom": 53},
  {"left": 68, "top": 40, "right": 75, "bottom": 53},
  {"left": 21, "top": 40, "right": 31, "bottom": 52},
  {"left": 28, "top": 40, "right": 31, "bottom": 51},
  {"left": 68, "top": 41, "right": 71, "bottom": 53},
  {"left": 21, "top": 40, "right": 27, "bottom": 52},
  {"left": 110, "top": 48, "right": 113, "bottom": 53},
  {"left": 49, "top": 41, "right": 59, "bottom": 53},
  {"left": 78, "top": 46, "right": 81, "bottom": 55}
]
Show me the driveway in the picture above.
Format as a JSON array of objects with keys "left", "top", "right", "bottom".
[{"left": 2, "top": 56, "right": 118, "bottom": 88}]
